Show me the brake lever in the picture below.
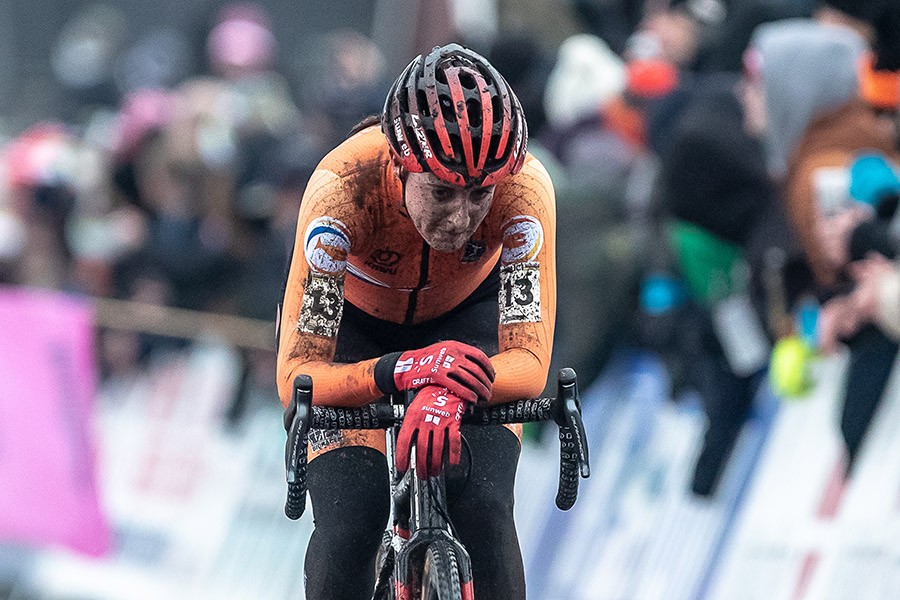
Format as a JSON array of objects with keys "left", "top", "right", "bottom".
[
  {"left": 555, "top": 368, "right": 591, "bottom": 478},
  {"left": 284, "top": 375, "right": 312, "bottom": 519}
]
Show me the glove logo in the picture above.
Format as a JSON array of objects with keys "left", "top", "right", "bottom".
[
  {"left": 395, "top": 358, "right": 414, "bottom": 374},
  {"left": 424, "top": 414, "right": 442, "bottom": 425},
  {"left": 431, "top": 347, "right": 448, "bottom": 374},
  {"left": 422, "top": 405, "right": 451, "bottom": 418}
]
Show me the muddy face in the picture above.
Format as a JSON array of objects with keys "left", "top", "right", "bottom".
[{"left": 403, "top": 171, "right": 495, "bottom": 252}]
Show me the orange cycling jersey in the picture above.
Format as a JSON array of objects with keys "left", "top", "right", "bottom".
[{"left": 276, "top": 126, "right": 556, "bottom": 408}]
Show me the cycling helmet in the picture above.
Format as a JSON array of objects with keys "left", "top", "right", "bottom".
[{"left": 382, "top": 43, "right": 528, "bottom": 187}]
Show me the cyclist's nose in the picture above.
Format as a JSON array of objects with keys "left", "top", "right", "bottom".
[{"left": 446, "top": 205, "right": 470, "bottom": 231}]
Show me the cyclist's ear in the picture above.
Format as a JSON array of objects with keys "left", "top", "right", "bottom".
[{"left": 390, "top": 155, "right": 407, "bottom": 182}]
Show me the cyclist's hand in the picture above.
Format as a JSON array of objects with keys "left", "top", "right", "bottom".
[
  {"left": 392, "top": 341, "right": 494, "bottom": 402},
  {"left": 396, "top": 385, "right": 471, "bottom": 478}
]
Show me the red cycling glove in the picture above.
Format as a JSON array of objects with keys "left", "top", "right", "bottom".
[
  {"left": 389, "top": 341, "right": 495, "bottom": 403},
  {"left": 396, "top": 385, "right": 472, "bottom": 478}
]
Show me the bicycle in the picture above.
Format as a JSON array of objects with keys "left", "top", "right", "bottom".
[{"left": 282, "top": 368, "right": 591, "bottom": 599}]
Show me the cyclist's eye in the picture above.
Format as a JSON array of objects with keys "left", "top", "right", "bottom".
[
  {"left": 432, "top": 187, "right": 453, "bottom": 201},
  {"left": 471, "top": 188, "right": 493, "bottom": 203}
]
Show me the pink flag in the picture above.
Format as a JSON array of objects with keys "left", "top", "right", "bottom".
[{"left": 0, "top": 287, "right": 110, "bottom": 556}]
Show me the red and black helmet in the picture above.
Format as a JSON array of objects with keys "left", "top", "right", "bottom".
[{"left": 382, "top": 43, "right": 528, "bottom": 187}]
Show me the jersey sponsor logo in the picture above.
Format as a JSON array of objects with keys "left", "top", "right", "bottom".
[
  {"left": 365, "top": 249, "right": 401, "bottom": 274},
  {"left": 298, "top": 273, "right": 345, "bottom": 338},
  {"left": 304, "top": 217, "right": 351, "bottom": 275},
  {"left": 462, "top": 239, "right": 486, "bottom": 263},
  {"left": 499, "top": 262, "right": 541, "bottom": 324},
  {"left": 308, "top": 429, "right": 344, "bottom": 452},
  {"left": 501, "top": 215, "right": 543, "bottom": 265},
  {"left": 347, "top": 263, "right": 392, "bottom": 288}
]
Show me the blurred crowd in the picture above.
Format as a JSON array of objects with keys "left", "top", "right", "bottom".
[{"left": 4, "top": 0, "right": 900, "bottom": 499}]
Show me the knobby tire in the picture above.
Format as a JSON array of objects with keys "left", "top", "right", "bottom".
[{"left": 419, "top": 541, "right": 462, "bottom": 600}]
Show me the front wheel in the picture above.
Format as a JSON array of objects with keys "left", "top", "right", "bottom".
[{"left": 420, "top": 541, "right": 462, "bottom": 600}]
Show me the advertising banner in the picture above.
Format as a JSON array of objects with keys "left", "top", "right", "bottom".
[{"left": 0, "top": 287, "right": 110, "bottom": 556}]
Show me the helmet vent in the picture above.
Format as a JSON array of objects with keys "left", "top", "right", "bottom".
[
  {"left": 491, "top": 96, "right": 503, "bottom": 124},
  {"left": 416, "top": 90, "right": 430, "bottom": 117},
  {"left": 458, "top": 71, "right": 477, "bottom": 90},
  {"left": 466, "top": 99, "right": 482, "bottom": 127},
  {"left": 440, "top": 94, "right": 455, "bottom": 122}
]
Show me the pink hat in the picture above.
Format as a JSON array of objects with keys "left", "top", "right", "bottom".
[{"left": 207, "top": 3, "right": 275, "bottom": 73}]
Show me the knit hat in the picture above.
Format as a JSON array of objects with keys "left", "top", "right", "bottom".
[
  {"left": 626, "top": 59, "right": 679, "bottom": 99},
  {"left": 858, "top": 53, "right": 900, "bottom": 110},
  {"left": 207, "top": 3, "right": 275, "bottom": 73},
  {"left": 544, "top": 34, "right": 626, "bottom": 127}
]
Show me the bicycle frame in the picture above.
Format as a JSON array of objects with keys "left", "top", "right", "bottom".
[
  {"left": 284, "top": 369, "right": 590, "bottom": 599},
  {"left": 374, "top": 393, "right": 474, "bottom": 600}
]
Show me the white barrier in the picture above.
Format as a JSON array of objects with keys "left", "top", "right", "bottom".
[{"left": 5, "top": 345, "right": 898, "bottom": 599}]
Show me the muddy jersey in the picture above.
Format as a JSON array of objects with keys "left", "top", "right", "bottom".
[{"left": 276, "top": 126, "right": 557, "bottom": 407}]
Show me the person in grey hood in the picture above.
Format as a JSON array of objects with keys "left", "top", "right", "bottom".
[
  {"left": 744, "top": 15, "right": 900, "bottom": 475},
  {"left": 743, "top": 18, "right": 867, "bottom": 180}
]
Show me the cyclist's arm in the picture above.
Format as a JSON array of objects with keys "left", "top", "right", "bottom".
[
  {"left": 489, "top": 159, "right": 557, "bottom": 403},
  {"left": 276, "top": 168, "right": 381, "bottom": 408}
]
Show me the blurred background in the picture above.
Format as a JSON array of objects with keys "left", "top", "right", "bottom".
[{"left": 1, "top": 0, "right": 900, "bottom": 598}]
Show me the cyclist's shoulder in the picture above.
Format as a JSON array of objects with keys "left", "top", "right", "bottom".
[
  {"left": 492, "top": 152, "right": 556, "bottom": 216},
  {"left": 316, "top": 125, "right": 392, "bottom": 183},
  {"left": 302, "top": 126, "right": 397, "bottom": 216}
]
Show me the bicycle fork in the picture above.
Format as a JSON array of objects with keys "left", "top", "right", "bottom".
[
  {"left": 376, "top": 429, "right": 474, "bottom": 600},
  {"left": 391, "top": 473, "right": 474, "bottom": 600}
]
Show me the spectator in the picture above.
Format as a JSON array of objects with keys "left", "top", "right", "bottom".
[
  {"left": 541, "top": 35, "right": 662, "bottom": 393},
  {"left": 568, "top": 0, "right": 647, "bottom": 55},
  {"left": 2, "top": 123, "right": 80, "bottom": 290},
  {"left": 698, "top": 0, "right": 813, "bottom": 73},
  {"left": 649, "top": 72, "right": 780, "bottom": 496},
  {"left": 487, "top": 30, "right": 554, "bottom": 139},
  {"left": 838, "top": 252, "right": 900, "bottom": 344},
  {"left": 748, "top": 15, "right": 899, "bottom": 473},
  {"left": 307, "top": 29, "right": 389, "bottom": 147}
]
